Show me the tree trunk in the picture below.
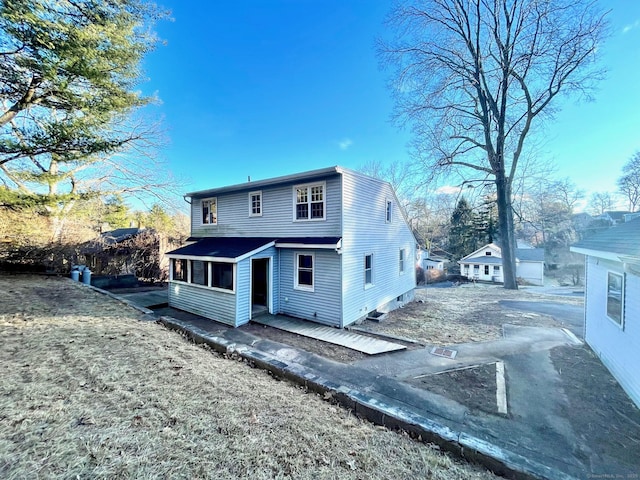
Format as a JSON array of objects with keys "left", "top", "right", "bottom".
[{"left": 495, "top": 173, "right": 518, "bottom": 290}]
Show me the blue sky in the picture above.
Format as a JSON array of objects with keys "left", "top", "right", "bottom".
[{"left": 142, "top": 0, "right": 640, "bottom": 205}]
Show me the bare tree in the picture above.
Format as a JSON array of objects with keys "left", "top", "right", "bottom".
[
  {"left": 617, "top": 151, "right": 640, "bottom": 212},
  {"left": 589, "top": 191, "right": 615, "bottom": 216},
  {"left": 380, "top": 0, "right": 607, "bottom": 288}
]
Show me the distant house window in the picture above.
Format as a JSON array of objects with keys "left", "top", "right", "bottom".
[
  {"left": 493, "top": 265, "right": 500, "bottom": 273},
  {"left": 386, "top": 200, "right": 392, "bottom": 223},
  {"left": 190, "top": 260, "right": 208, "bottom": 286},
  {"left": 486, "top": 252, "right": 492, "bottom": 256},
  {"left": 473, "top": 265, "right": 479, "bottom": 272},
  {"left": 249, "top": 191, "right": 262, "bottom": 217},
  {"left": 202, "top": 198, "right": 217, "bottom": 225},
  {"left": 365, "top": 254, "right": 373, "bottom": 286},
  {"left": 295, "top": 253, "right": 314, "bottom": 291},
  {"left": 399, "top": 249, "right": 405, "bottom": 274},
  {"left": 464, "top": 265, "right": 469, "bottom": 275},
  {"left": 172, "top": 259, "right": 187, "bottom": 282},
  {"left": 484, "top": 265, "right": 490, "bottom": 275},
  {"left": 607, "top": 272, "right": 624, "bottom": 326},
  {"left": 212, "top": 263, "right": 234, "bottom": 291},
  {"left": 294, "top": 183, "right": 325, "bottom": 221}
]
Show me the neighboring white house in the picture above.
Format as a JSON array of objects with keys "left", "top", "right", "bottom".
[
  {"left": 416, "top": 247, "right": 445, "bottom": 271},
  {"left": 571, "top": 217, "right": 640, "bottom": 408},
  {"left": 166, "top": 166, "right": 417, "bottom": 328},
  {"left": 458, "top": 243, "right": 545, "bottom": 285}
]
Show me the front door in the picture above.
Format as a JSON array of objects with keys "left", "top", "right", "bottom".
[{"left": 251, "top": 258, "right": 269, "bottom": 317}]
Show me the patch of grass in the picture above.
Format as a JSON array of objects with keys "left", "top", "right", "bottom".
[{"left": 0, "top": 276, "right": 499, "bottom": 479}]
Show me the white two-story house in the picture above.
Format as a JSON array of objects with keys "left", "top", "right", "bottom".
[{"left": 166, "top": 166, "right": 416, "bottom": 328}]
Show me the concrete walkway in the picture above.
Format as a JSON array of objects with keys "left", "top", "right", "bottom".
[
  {"left": 112, "top": 288, "right": 640, "bottom": 479},
  {"left": 252, "top": 314, "right": 407, "bottom": 354}
]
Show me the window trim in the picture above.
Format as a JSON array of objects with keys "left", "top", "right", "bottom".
[
  {"left": 170, "top": 257, "right": 236, "bottom": 294},
  {"left": 364, "top": 253, "right": 373, "bottom": 288},
  {"left": 294, "top": 252, "right": 315, "bottom": 292},
  {"left": 293, "top": 182, "right": 326, "bottom": 222},
  {"left": 249, "top": 190, "right": 262, "bottom": 217},
  {"left": 201, "top": 197, "right": 218, "bottom": 225},
  {"left": 385, "top": 199, "right": 392, "bottom": 223},
  {"left": 606, "top": 271, "right": 624, "bottom": 328}
]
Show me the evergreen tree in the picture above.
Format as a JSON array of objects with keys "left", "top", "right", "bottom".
[
  {"left": 0, "top": 0, "right": 168, "bottom": 239},
  {"left": 448, "top": 198, "right": 476, "bottom": 260}
]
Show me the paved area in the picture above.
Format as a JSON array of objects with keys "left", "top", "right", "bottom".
[
  {"left": 116, "top": 289, "right": 640, "bottom": 480},
  {"left": 252, "top": 314, "right": 406, "bottom": 354},
  {"left": 499, "top": 300, "right": 584, "bottom": 338}
]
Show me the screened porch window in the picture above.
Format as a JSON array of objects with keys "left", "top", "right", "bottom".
[
  {"left": 172, "top": 259, "right": 187, "bottom": 282},
  {"left": 212, "top": 263, "right": 234, "bottom": 291},
  {"left": 190, "top": 260, "right": 208, "bottom": 286}
]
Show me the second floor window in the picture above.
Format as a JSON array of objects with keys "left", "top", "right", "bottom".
[
  {"left": 249, "top": 191, "right": 262, "bottom": 217},
  {"left": 295, "top": 183, "right": 325, "bottom": 221},
  {"left": 202, "top": 198, "right": 217, "bottom": 225}
]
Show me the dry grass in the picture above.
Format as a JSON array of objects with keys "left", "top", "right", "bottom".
[
  {"left": 0, "top": 276, "right": 500, "bottom": 479},
  {"left": 359, "top": 284, "right": 583, "bottom": 346}
]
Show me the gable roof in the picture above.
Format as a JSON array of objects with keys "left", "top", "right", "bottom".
[
  {"left": 571, "top": 217, "right": 640, "bottom": 260},
  {"left": 187, "top": 166, "right": 342, "bottom": 198},
  {"left": 459, "top": 242, "right": 544, "bottom": 264}
]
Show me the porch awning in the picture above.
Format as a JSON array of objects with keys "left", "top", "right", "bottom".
[
  {"left": 167, "top": 237, "right": 276, "bottom": 262},
  {"left": 167, "top": 236, "right": 343, "bottom": 262}
]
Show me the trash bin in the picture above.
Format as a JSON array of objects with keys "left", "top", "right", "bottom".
[
  {"left": 82, "top": 267, "right": 92, "bottom": 285},
  {"left": 71, "top": 267, "right": 80, "bottom": 282}
]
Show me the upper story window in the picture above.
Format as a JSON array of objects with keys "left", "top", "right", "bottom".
[
  {"left": 386, "top": 200, "right": 392, "bottom": 223},
  {"left": 249, "top": 191, "right": 262, "bottom": 217},
  {"left": 485, "top": 251, "right": 492, "bottom": 256},
  {"left": 294, "top": 182, "right": 325, "bottom": 221},
  {"left": 202, "top": 198, "right": 217, "bottom": 225}
]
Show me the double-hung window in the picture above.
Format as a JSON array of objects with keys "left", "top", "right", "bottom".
[
  {"left": 249, "top": 191, "right": 262, "bottom": 217},
  {"left": 294, "top": 183, "right": 325, "bottom": 221},
  {"left": 399, "top": 249, "right": 405, "bottom": 274},
  {"left": 364, "top": 254, "right": 373, "bottom": 287},
  {"left": 607, "top": 272, "right": 624, "bottom": 327},
  {"left": 202, "top": 198, "right": 217, "bottom": 225},
  {"left": 386, "top": 200, "right": 392, "bottom": 223},
  {"left": 295, "top": 253, "right": 314, "bottom": 291}
]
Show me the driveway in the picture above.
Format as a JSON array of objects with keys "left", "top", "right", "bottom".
[{"left": 499, "top": 300, "right": 584, "bottom": 338}]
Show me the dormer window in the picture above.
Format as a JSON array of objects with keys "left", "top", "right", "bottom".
[{"left": 202, "top": 198, "right": 217, "bottom": 225}]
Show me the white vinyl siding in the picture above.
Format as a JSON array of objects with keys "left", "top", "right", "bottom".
[
  {"left": 190, "top": 175, "right": 341, "bottom": 238},
  {"left": 340, "top": 170, "right": 416, "bottom": 326},
  {"left": 584, "top": 256, "right": 640, "bottom": 408},
  {"left": 168, "top": 282, "right": 236, "bottom": 326},
  {"left": 279, "top": 249, "right": 341, "bottom": 327}
]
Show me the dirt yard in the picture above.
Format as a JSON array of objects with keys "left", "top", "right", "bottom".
[
  {"left": 0, "top": 275, "right": 499, "bottom": 480},
  {"left": 356, "top": 284, "right": 583, "bottom": 346}
]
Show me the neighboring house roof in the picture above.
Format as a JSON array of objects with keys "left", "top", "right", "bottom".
[
  {"left": 81, "top": 228, "right": 149, "bottom": 254},
  {"left": 516, "top": 248, "right": 545, "bottom": 262},
  {"left": 168, "top": 237, "right": 342, "bottom": 262},
  {"left": 571, "top": 217, "right": 640, "bottom": 261},
  {"left": 458, "top": 242, "right": 544, "bottom": 264}
]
